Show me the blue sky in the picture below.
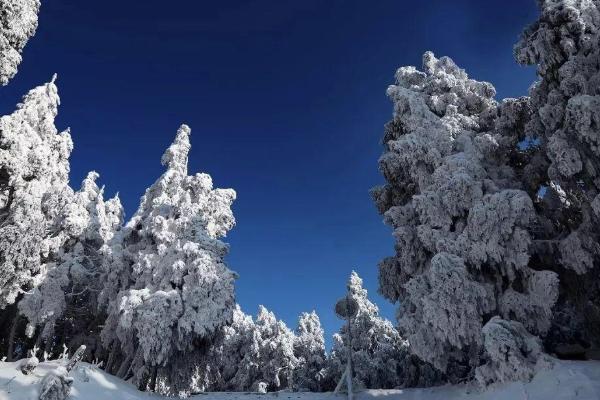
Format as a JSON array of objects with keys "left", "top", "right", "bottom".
[{"left": 0, "top": 0, "right": 539, "bottom": 346}]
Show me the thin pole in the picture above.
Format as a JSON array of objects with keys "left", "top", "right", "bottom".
[{"left": 346, "top": 308, "right": 353, "bottom": 400}]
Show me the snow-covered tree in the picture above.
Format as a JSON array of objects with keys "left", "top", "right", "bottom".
[
  {"left": 99, "top": 125, "right": 237, "bottom": 392},
  {"left": 203, "top": 305, "right": 258, "bottom": 392},
  {"left": 246, "top": 305, "right": 298, "bottom": 392},
  {"left": 373, "top": 0, "right": 600, "bottom": 384},
  {"left": 0, "top": 0, "right": 40, "bottom": 85},
  {"left": 0, "top": 77, "right": 123, "bottom": 362},
  {"left": 513, "top": 0, "right": 600, "bottom": 354},
  {"left": 0, "top": 77, "right": 77, "bottom": 360},
  {"left": 201, "top": 305, "right": 303, "bottom": 393},
  {"left": 293, "top": 311, "right": 326, "bottom": 391},
  {"left": 18, "top": 171, "right": 123, "bottom": 354},
  {"left": 153, "top": 304, "right": 302, "bottom": 396},
  {"left": 0, "top": 76, "right": 72, "bottom": 311},
  {"left": 327, "top": 272, "right": 436, "bottom": 389},
  {"left": 371, "top": 49, "right": 560, "bottom": 381}
]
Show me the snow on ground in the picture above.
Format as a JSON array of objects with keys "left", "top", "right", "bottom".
[{"left": 1, "top": 359, "right": 599, "bottom": 400}]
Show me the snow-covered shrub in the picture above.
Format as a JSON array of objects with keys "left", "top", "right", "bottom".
[
  {"left": 254, "top": 381, "right": 268, "bottom": 394},
  {"left": 99, "top": 125, "right": 237, "bottom": 392},
  {"left": 19, "top": 354, "right": 39, "bottom": 375},
  {"left": 0, "top": 0, "right": 40, "bottom": 85}
]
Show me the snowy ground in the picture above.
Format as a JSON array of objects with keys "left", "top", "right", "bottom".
[{"left": 1, "top": 359, "right": 599, "bottom": 400}]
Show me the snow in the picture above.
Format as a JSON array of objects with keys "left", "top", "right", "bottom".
[{"left": 1, "top": 359, "right": 599, "bottom": 400}]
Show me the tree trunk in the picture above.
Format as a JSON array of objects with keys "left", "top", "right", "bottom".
[
  {"left": 7, "top": 313, "right": 21, "bottom": 361},
  {"left": 137, "top": 366, "right": 150, "bottom": 391},
  {"left": 105, "top": 344, "right": 117, "bottom": 373},
  {"left": 66, "top": 345, "right": 86, "bottom": 372},
  {"left": 116, "top": 353, "right": 132, "bottom": 379},
  {"left": 149, "top": 366, "right": 158, "bottom": 392}
]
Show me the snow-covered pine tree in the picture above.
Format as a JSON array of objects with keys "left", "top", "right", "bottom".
[
  {"left": 293, "top": 311, "right": 326, "bottom": 391},
  {"left": 0, "top": 77, "right": 75, "bottom": 358},
  {"left": 0, "top": 0, "right": 40, "bottom": 85},
  {"left": 18, "top": 171, "right": 123, "bottom": 355},
  {"left": 99, "top": 125, "right": 237, "bottom": 393},
  {"left": 326, "top": 272, "right": 435, "bottom": 389}
]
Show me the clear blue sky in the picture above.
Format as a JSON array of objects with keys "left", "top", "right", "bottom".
[{"left": 0, "top": 0, "right": 538, "bottom": 346}]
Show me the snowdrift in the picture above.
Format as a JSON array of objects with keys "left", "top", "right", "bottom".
[{"left": 1, "top": 359, "right": 599, "bottom": 400}]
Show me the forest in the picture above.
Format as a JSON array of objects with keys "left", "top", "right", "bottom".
[{"left": 0, "top": 0, "right": 599, "bottom": 399}]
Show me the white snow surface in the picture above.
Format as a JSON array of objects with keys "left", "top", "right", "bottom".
[{"left": 1, "top": 359, "right": 599, "bottom": 400}]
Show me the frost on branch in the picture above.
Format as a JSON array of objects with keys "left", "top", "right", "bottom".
[
  {"left": 99, "top": 125, "right": 237, "bottom": 392},
  {"left": 499, "top": 270, "right": 559, "bottom": 335},
  {"left": 558, "top": 230, "right": 599, "bottom": 274},
  {"left": 0, "top": 0, "right": 40, "bottom": 85},
  {"left": 0, "top": 78, "right": 73, "bottom": 310},
  {"left": 457, "top": 190, "right": 535, "bottom": 280}
]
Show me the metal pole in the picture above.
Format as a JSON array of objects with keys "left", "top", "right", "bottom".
[
  {"left": 346, "top": 309, "right": 353, "bottom": 400},
  {"left": 334, "top": 292, "right": 357, "bottom": 399}
]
